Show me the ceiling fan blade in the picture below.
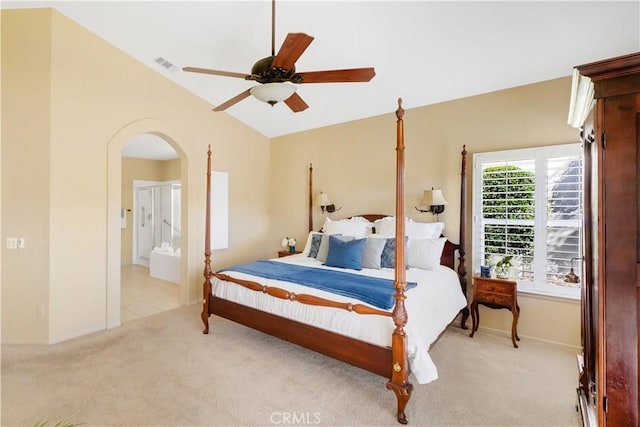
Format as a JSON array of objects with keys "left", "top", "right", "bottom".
[
  {"left": 212, "top": 89, "right": 252, "bottom": 112},
  {"left": 271, "top": 33, "right": 314, "bottom": 71},
  {"left": 293, "top": 68, "right": 376, "bottom": 84},
  {"left": 183, "top": 66, "right": 257, "bottom": 80},
  {"left": 284, "top": 92, "right": 309, "bottom": 113}
]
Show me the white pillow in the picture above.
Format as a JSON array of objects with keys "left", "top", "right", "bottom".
[
  {"left": 322, "top": 217, "right": 371, "bottom": 238},
  {"left": 350, "top": 216, "right": 375, "bottom": 236},
  {"left": 374, "top": 217, "right": 444, "bottom": 239},
  {"left": 344, "top": 221, "right": 371, "bottom": 238},
  {"left": 407, "top": 237, "right": 447, "bottom": 270},
  {"left": 373, "top": 216, "right": 400, "bottom": 237},
  {"left": 321, "top": 217, "right": 341, "bottom": 234},
  {"left": 406, "top": 219, "right": 445, "bottom": 239}
]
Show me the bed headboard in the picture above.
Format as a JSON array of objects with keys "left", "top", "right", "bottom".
[
  {"left": 307, "top": 147, "right": 468, "bottom": 286},
  {"left": 312, "top": 213, "right": 459, "bottom": 271}
]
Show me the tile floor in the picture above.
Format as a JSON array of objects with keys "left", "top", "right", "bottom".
[{"left": 121, "top": 264, "right": 181, "bottom": 322}]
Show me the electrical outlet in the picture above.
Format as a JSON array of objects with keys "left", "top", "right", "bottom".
[
  {"left": 6, "top": 238, "right": 17, "bottom": 249},
  {"left": 17, "top": 238, "right": 25, "bottom": 249}
]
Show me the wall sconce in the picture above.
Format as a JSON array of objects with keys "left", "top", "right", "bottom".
[
  {"left": 315, "top": 192, "right": 341, "bottom": 213},
  {"left": 415, "top": 188, "right": 448, "bottom": 219}
]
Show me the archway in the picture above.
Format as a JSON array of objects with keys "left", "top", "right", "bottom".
[{"left": 106, "top": 119, "right": 189, "bottom": 329}]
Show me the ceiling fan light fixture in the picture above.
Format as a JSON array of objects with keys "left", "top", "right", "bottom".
[{"left": 250, "top": 82, "right": 296, "bottom": 106}]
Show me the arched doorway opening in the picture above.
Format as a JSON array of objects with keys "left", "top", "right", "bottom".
[
  {"left": 106, "top": 119, "right": 190, "bottom": 329},
  {"left": 120, "top": 134, "right": 182, "bottom": 322}
]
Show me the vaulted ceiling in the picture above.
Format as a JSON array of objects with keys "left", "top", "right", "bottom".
[{"left": 4, "top": 1, "right": 639, "bottom": 143}]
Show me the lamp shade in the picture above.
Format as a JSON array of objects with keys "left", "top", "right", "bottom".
[
  {"left": 315, "top": 192, "right": 331, "bottom": 207},
  {"left": 250, "top": 83, "right": 296, "bottom": 105},
  {"left": 420, "top": 189, "right": 448, "bottom": 207}
]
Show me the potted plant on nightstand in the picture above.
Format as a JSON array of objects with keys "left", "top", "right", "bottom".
[{"left": 489, "top": 254, "right": 520, "bottom": 279}]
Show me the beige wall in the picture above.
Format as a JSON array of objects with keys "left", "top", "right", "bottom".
[
  {"left": 1, "top": 7, "right": 582, "bottom": 347},
  {"left": 2, "top": 9, "right": 271, "bottom": 343},
  {"left": 120, "top": 157, "right": 180, "bottom": 265},
  {"left": 1, "top": 8, "right": 52, "bottom": 343},
  {"left": 271, "top": 78, "right": 582, "bottom": 347}
]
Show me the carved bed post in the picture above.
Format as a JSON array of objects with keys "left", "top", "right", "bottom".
[
  {"left": 201, "top": 145, "right": 213, "bottom": 334},
  {"left": 458, "top": 145, "right": 470, "bottom": 329},
  {"left": 309, "top": 163, "right": 313, "bottom": 232},
  {"left": 386, "top": 98, "right": 413, "bottom": 425}
]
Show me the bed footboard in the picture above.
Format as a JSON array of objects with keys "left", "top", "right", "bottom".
[{"left": 210, "top": 295, "right": 393, "bottom": 376}]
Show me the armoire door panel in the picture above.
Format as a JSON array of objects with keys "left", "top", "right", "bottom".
[
  {"left": 637, "top": 113, "right": 640, "bottom": 263},
  {"left": 602, "top": 92, "right": 639, "bottom": 426}
]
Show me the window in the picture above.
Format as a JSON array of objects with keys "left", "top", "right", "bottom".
[{"left": 472, "top": 144, "right": 583, "bottom": 299}]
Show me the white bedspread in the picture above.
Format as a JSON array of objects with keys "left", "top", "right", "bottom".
[{"left": 212, "top": 254, "right": 467, "bottom": 384}]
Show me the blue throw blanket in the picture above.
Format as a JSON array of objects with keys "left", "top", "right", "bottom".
[{"left": 219, "top": 260, "right": 416, "bottom": 310}]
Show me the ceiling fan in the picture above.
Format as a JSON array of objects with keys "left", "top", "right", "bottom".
[{"left": 182, "top": 0, "right": 376, "bottom": 113}]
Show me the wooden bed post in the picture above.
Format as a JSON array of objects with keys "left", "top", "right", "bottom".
[
  {"left": 458, "top": 145, "right": 470, "bottom": 329},
  {"left": 386, "top": 98, "right": 413, "bottom": 425},
  {"left": 201, "top": 145, "right": 213, "bottom": 334},
  {"left": 308, "top": 163, "right": 313, "bottom": 232}
]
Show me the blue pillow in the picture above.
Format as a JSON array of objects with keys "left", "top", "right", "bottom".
[
  {"left": 325, "top": 235, "right": 366, "bottom": 270},
  {"left": 380, "top": 237, "right": 408, "bottom": 268},
  {"left": 307, "top": 234, "right": 322, "bottom": 258}
]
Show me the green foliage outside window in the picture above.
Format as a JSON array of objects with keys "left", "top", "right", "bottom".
[{"left": 482, "top": 166, "right": 535, "bottom": 267}]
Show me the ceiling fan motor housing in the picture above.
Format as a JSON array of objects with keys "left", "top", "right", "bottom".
[
  {"left": 250, "top": 56, "right": 299, "bottom": 84},
  {"left": 183, "top": 28, "right": 373, "bottom": 112}
]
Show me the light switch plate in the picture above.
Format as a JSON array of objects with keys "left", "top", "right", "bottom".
[{"left": 6, "top": 238, "right": 17, "bottom": 249}]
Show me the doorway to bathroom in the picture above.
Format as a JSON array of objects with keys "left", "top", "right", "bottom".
[
  {"left": 133, "top": 180, "right": 181, "bottom": 269},
  {"left": 118, "top": 133, "right": 183, "bottom": 323}
]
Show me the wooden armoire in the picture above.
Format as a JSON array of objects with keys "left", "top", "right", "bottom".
[{"left": 569, "top": 52, "right": 640, "bottom": 426}]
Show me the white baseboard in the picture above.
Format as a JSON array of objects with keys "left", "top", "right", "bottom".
[{"left": 476, "top": 325, "right": 581, "bottom": 350}]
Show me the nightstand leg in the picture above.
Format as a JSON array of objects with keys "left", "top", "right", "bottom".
[
  {"left": 515, "top": 304, "right": 520, "bottom": 341},
  {"left": 511, "top": 306, "right": 519, "bottom": 348},
  {"left": 470, "top": 301, "right": 478, "bottom": 337}
]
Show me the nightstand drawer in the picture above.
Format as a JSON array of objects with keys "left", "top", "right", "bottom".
[
  {"left": 475, "top": 280, "right": 513, "bottom": 295},
  {"left": 477, "top": 291, "right": 512, "bottom": 307}
]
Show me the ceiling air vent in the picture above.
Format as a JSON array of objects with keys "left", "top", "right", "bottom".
[{"left": 154, "top": 57, "right": 177, "bottom": 72}]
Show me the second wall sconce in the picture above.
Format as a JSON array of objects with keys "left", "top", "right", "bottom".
[
  {"left": 315, "top": 192, "right": 341, "bottom": 213},
  {"left": 415, "top": 188, "right": 448, "bottom": 218}
]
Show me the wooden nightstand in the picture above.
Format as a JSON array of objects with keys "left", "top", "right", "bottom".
[
  {"left": 278, "top": 250, "right": 301, "bottom": 258},
  {"left": 470, "top": 274, "right": 520, "bottom": 348}
]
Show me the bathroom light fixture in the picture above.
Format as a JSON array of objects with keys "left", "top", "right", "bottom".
[
  {"left": 250, "top": 83, "right": 296, "bottom": 106},
  {"left": 415, "top": 188, "right": 448, "bottom": 218}
]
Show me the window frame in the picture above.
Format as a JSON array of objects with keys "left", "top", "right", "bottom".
[{"left": 472, "top": 144, "right": 583, "bottom": 300}]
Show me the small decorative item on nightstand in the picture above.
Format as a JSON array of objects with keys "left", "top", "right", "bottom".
[
  {"left": 487, "top": 254, "right": 520, "bottom": 279},
  {"left": 480, "top": 265, "right": 492, "bottom": 278},
  {"left": 281, "top": 236, "right": 297, "bottom": 253}
]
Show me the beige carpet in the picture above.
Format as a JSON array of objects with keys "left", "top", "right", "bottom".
[{"left": 2, "top": 304, "right": 580, "bottom": 427}]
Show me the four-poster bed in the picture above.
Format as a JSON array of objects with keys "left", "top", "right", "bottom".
[{"left": 201, "top": 99, "right": 469, "bottom": 424}]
